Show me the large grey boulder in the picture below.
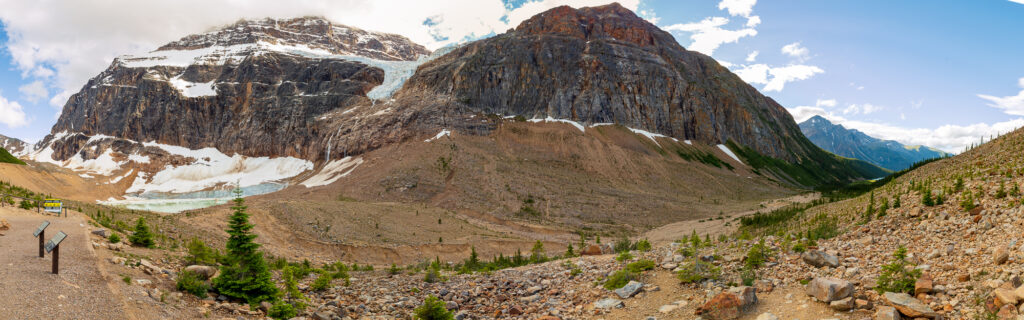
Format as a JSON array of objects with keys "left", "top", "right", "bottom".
[
  {"left": 802, "top": 250, "right": 840, "bottom": 268},
  {"left": 883, "top": 292, "right": 938, "bottom": 319},
  {"left": 806, "top": 277, "right": 854, "bottom": 302},
  {"left": 614, "top": 281, "right": 644, "bottom": 299},
  {"left": 594, "top": 298, "right": 625, "bottom": 309}
]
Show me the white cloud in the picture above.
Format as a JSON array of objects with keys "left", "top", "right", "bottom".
[
  {"left": 764, "top": 65, "right": 823, "bottom": 92},
  {"left": 1012, "top": 0, "right": 1024, "bottom": 4},
  {"left": 733, "top": 63, "right": 823, "bottom": 92},
  {"left": 745, "top": 50, "right": 758, "bottom": 62},
  {"left": 18, "top": 81, "right": 48, "bottom": 103},
  {"left": 0, "top": 94, "right": 29, "bottom": 128},
  {"left": 789, "top": 104, "right": 1024, "bottom": 153},
  {"left": 718, "top": 0, "right": 757, "bottom": 17},
  {"left": 977, "top": 77, "right": 1024, "bottom": 116},
  {"left": 745, "top": 15, "right": 761, "bottom": 27},
  {"left": 0, "top": 0, "right": 639, "bottom": 113},
  {"left": 842, "top": 103, "right": 882, "bottom": 115},
  {"left": 662, "top": 17, "right": 757, "bottom": 56},
  {"left": 815, "top": 99, "right": 836, "bottom": 108},
  {"left": 781, "top": 42, "right": 809, "bottom": 61}
]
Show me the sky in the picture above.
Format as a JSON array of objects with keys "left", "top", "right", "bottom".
[{"left": 0, "top": 0, "right": 1022, "bottom": 154}]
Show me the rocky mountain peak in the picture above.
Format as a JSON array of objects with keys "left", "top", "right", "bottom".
[
  {"left": 153, "top": 16, "right": 429, "bottom": 61},
  {"left": 513, "top": 3, "right": 676, "bottom": 49}
]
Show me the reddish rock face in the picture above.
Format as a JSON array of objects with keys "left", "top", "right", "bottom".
[
  {"left": 405, "top": 3, "right": 826, "bottom": 165},
  {"left": 580, "top": 245, "right": 603, "bottom": 256}
]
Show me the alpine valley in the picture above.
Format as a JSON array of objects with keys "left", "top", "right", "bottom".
[{"left": 5, "top": 3, "right": 1019, "bottom": 320}]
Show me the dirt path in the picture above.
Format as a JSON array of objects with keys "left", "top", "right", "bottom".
[
  {"left": 642, "top": 193, "right": 819, "bottom": 245},
  {"left": 0, "top": 206, "right": 133, "bottom": 319}
]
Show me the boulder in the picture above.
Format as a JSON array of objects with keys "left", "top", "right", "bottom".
[
  {"left": 994, "top": 246, "right": 1010, "bottom": 265},
  {"left": 806, "top": 278, "right": 854, "bottom": 303},
  {"left": 802, "top": 250, "right": 840, "bottom": 268},
  {"left": 1014, "top": 284, "right": 1024, "bottom": 301},
  {"left": 875, "top": 306, "right": 901, "bottom": 320},
  {"left": 183, "top": 265, "right": 219, "bottom": 280},
  {"left": 581, "top": 244, "right": 603, "bottom": 256},
  {"left": 92, "top": 228, "right": 109, "bottom": 237},
  {"left": 696, "top": 292, "right": 743, "bottom": 320},
  {"left": 614, "top": 281, "right": 643, "bottom": 299},
  {"left": 658, "top": 304, "right": 678, "bottom": 314},
  {"left": 0, "top": 218, "right": 10, "bottom": 231},
  {"left": 884, "top": 292, "right": 938, "bottom": 318},
  {"left": 915, "top": 273, "right": 933, "bottom": 295},
  {"left": 994, "top": 288, "right": 1019, "bottom": 307},
  {"left": 830, "top": 297, "right": 855, "bottom": 311},
  {"left": 594, "top": 298, "right": 624, "bottom": 309},
  {"left": 727, "top": 286, "right": 757, "bottom": 312}
]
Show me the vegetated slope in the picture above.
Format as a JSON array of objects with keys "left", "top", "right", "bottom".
[
  {"left": 800, "top": 115, "right": 949, "bottom": 171},
  {"left": 401, "top": 3, "right": 883, "bottom": 187},
  {"left": 0, "top": 147, "right": 24, "bottom": 165}
]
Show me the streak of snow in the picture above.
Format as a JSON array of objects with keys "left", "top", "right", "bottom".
[
  {"left": 528, "top": 117, "right": 585, "bottom": 133},
  {"left": 301, "top": 157, "right": 363, "bottom": 187},
  {"left": 424, "top": 129, "right": 451, "bottom": 142},
  {"left": 717, "top": 144, "right": 744, "bottom": 165},
  {"left": 106, "top": 169, "right": 134, "bottom": 184}
]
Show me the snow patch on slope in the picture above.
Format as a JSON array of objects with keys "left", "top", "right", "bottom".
[
  {"left": 301, "top": 156, "right": 363, "bottom": 187},
  {"left": 425, "top": 129, "right": 451, "bottom": 142},
  {"left": 528, "top": 117, "right": 585, "bottom": 133},
  {"left": 125, "top": 141, "right": 313, "bottom": 194},
  {"left": 169, "top": 76, "right": 216, "bottom": 97},
  {"left": 717, "top": 144, "right": 744, "bottom": 165}
]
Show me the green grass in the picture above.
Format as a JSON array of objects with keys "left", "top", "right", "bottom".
[
  {"left": 675, "top": 148, "right": 733, "bottom": 170},
  {"left": 0, "top": 147, "right": 24, "bottom": 165}
]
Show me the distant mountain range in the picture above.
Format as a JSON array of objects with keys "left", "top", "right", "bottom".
[{"left": 799, "top": 115, "right": 949, "bottom": 171}]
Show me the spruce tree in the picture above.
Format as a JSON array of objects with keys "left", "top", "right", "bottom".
[
  {"left": 212, "top": 189, "right": 278, "bottom": 304},
  {"left": 129, "top": 217, "right": 155, "bottom": 248}
]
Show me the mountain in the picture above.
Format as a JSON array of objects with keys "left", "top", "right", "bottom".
[
  {"left": 0, "top": 134, "right": 29, "bottom": 156},
  {"left": 400, "top": 3, "right": 886, "bottom": 186},
  {"left": 26, "top": 4, "right": 884, "bottom": 217},
  {"left": 799, "top": 115, "right": 949, "bottom": 171}
]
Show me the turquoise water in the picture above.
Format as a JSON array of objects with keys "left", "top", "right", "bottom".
[{"left": 101, "top": 183, "right": 287, "bottom": 213}]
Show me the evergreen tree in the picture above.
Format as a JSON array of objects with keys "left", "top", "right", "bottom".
[
  {"left": 565, "top": 243, "right": 575, "bottom": 257},
  {"left": 212, "top": 189, "right": 278, "bottom": 304},
  {"left": 129, "top": 217, "right": 155, "bottom": 248}
]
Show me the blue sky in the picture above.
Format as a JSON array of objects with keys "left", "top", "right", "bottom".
[{"left": 1, "top": 0, "right": 1023, "bottom": 153}]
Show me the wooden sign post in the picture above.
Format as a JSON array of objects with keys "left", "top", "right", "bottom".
[
  {"left": 33, "top": 221, "right": 50, "bottom": 258},
  {"left": 45, "top": 231, "right": 67, "bottom": 274}
]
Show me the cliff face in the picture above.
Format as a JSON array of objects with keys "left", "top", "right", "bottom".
[
  {"left": 403, "top": 3, "right": 814, "bottom": 162},
  {"left": 46, "top": 17, "right": 429, "bottom": 160}
]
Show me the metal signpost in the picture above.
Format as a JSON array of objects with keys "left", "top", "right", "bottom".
[
  {"left": 45, "top": 231, "right": 67, "bottom": 274},
  {"left": 33, "top": 221, "right": 50, "bottom": 258}
]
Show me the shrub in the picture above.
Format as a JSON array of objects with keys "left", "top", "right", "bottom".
[
  {"left": 128, "top": 217, "right": 155, "bottom": 248},
  {"left": 602, "top": 269, "right": 636, "bottom": 290},
  {"left": 615, "top": 251, "right": 633, "bottom": 262},
  {"left": 310, "top": 271, "right": 332, "bottom": 292},
  {"left": 424, "top": 266, "right": 441, "bottom": 283},
  {"left": 626, "top": 259, "right": 655, "bottom": 273},
  {"left": 530, "top": 240, "right": 547, "bottom": 263},
  {"left": 414, "top": 295, "right": 454, "bottom": 320},
  {"left": 960, "top": 191, "right": 977, "bottom": 211},
  {"left": 744, "top": 238, "right": 774, "bottom": 269},
  {"left": 740, "top": 266, "right": 756, "bottom": 286},
  {"left": 176, "top": 270, "right": 210, "bottom": 297},
  {"left": 19, "top": 199, "right": 34, "bottom": 210},
  {"left": 875, "top": 246, "right": 921, "bottom": 294},
  {"left": 635, "top": 239, "right": 652, "bottom": 252},
  {"left": 565, "top": 243, "right": 575, "bottom": 257},
  {"left": 677, "top": 260, "right": 720, "bottom": 284},
  {"left": 267, "top": 301, "right": 297, "bottom": 320},
  {"left": 108, "top": 233, "right": 121, "bottom": 244},
  {"left": 388, "top": 264, "right": 401, "bottom": 275},
  {"left": 613, "top": 236, "right": 633, "bottom": 253},
  {"left": 185, "top": 238, "right": 218, "bottom": 265},
  {"left": 922, "top": 189, "right": 935, "bottom": 206}
]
